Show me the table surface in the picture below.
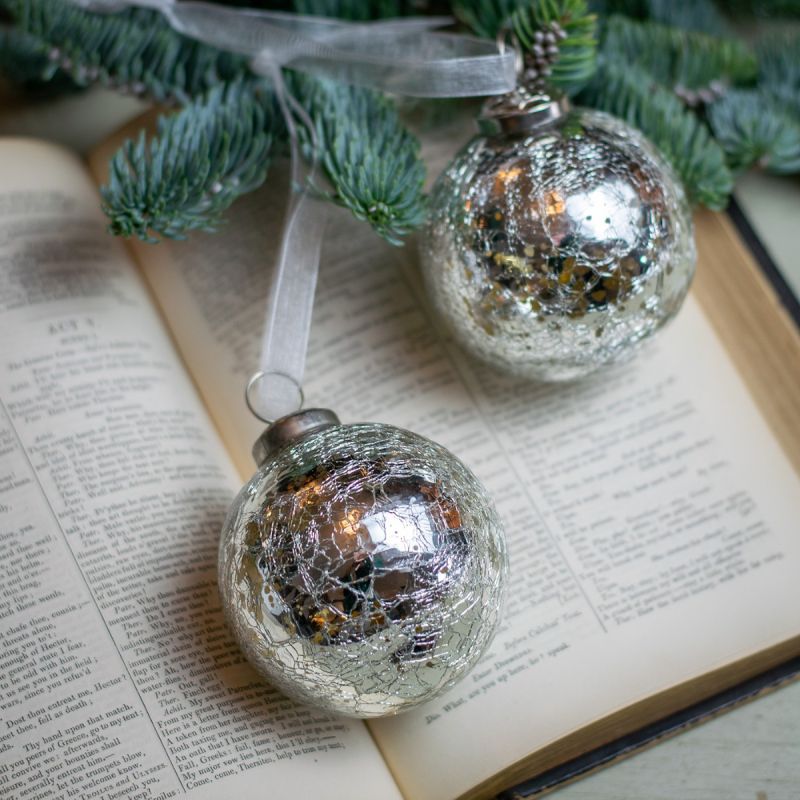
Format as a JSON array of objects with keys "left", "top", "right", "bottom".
[{"left": 1, "top": 88, "right": 799, "bottom": 800}]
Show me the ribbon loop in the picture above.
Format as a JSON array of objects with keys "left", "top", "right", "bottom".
[{"left": 67, "top": 0, "right": 517, "bottom": 97}]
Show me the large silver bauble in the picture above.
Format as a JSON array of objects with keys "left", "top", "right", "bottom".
[
  {"left": 219, "top": 409, "right": 507, "bottom": 718},
  {"left": 421, "top": 92, "right": 696, "bottom": 381}
]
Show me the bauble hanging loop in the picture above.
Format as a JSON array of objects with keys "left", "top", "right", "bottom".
[
  {"left": 421, "top": 84, "right": 696, "bottom": 382},
  {"left": 219, "top": 409, "right": 508, "bottom": 718}
]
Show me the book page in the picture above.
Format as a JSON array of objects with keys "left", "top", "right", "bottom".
[
  {"left": 105, "top": 148, "right": 800, "bottom": 800},
  {"left": 0, "top": 140, "right": 400, "bottom": 800}
]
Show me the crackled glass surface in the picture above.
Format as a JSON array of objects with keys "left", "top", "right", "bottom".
[
  {"left": 219, "top": 422, "right": 507, "bottom": 718},
  {"left": 422, "top": 106, "right": 696, "bottom": 381}
]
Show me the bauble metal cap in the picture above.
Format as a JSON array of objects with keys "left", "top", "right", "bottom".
[
  {"left": 252, "top": 408, "right": 340, "bottom": 466},
  {"left": 478, "top": 85, "right": 569, "bottom": 136}
]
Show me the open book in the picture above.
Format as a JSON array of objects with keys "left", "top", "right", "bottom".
[{"left": 1, "top": 128, "right": 799, "bottom": 800}]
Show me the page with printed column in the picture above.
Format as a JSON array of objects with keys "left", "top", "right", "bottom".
[
  {"left": 111, "top": 141, "right": 800, "bottom": 800},
  {"left": 0, "top": 139, "right": 401, "bottom": 800}
]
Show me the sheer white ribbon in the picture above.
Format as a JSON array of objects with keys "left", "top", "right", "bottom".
[
  {"left": 67, "top": 0, "right": 517, "bottom": 421},
  {"left": 70, "top": 1, "right": 516, "bottom": 96}
]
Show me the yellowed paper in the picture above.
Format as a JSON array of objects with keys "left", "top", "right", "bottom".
[{"left": 0, "top": 139, "right": 401, "bottom": 800}]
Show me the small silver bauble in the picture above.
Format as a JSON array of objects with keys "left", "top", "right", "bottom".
[
  {"left": 421, "top": 87, "right": 697, "bottom": 381},
  {"left": 219, "top": 409, "right": 508, "bottom": 718}
]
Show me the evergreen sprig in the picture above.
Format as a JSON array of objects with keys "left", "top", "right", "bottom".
[
  {"left": 638, "top": 0, "right": 730, "bottom": 35},
  {"left": 4, "top": 0, "right": 800, "bottom": 240},
  {"left": 102, "top": 81, "right": 273, "bottom": 241},
  {"left": 454, "top": 1, "right": 597, "bottom": 94},
  {"left": 0, "top": 25, "right": 59, "bottom": 85},
  {"left": 707, "top": 89, "right": 800, "bottom": 174},
  {"left": 453, "top": 0, "right": 521, "bottom": 38},
  {"left": 722, "top": 0, "right": 800, "bottom": 17},
  {"left": 292, "top": 75, "right": 427, "bottom": 246},
  {"left": 0, "top": 0, "right": 426, "bottom": 245},
  {"left": 758, "top": 34, "right": 800, "bottom": 120},
  {"left": 511, "top": 0, "right": 597, "bottom": 94},
  {"left": 591, "top": 0, "right": 731, "bottom": 35},
  {"left": 579, "top": 60, "right": 734, "bottom": 208},
  {"left": 293, "top": 0, "right": 410, "bottom": 18},
  {"left": 599, "top": 14, "right": 757, "bottom": 94},
  {"left": 1, "top": 0, "right": 246, "bottom": 103}
]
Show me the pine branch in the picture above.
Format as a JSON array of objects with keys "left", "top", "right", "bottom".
[
  {"left": 579, "top": 59, "right": 734, "bottom": 208},
  {"left": 291, "top": 75, "right": 426, "bottom": 246},
  {"left": 102, "top": 81, "right": 273, "bottom": 241},
  {"left": 638, "top": 0, "right": 730, "bottom": 36},
  {"left": 510, "top": 0, "right": 597, "bottom": 94},
  {"left": 592, "top": 0, "right": 731, "bottom": 35},
  {"left": 599, "top": 15, "right": 757, "bottom": 98},
  {"left": 453, "top": 0, "right": 521, "bottom": 38},
  {"left": 3, "top": 0, "right": 426, "bottom": 243},
  {"left": 586, "top": 0, "right": 646, "bottom": 16},
  {"left": 707, "top": 89, "right": 800, "bottom": 174},
  {"left": 5, "top": 0, "right": 771, "bottom": 233},
  {"left": 589, "top": 0, "right": 730, "bottom": 33},
  {"left": 211, "top": 1, "right": 292, "bottom": 6},
  {"left": 0, "top": 24, "right": 87, "bottom": 98},
  {"left": 1, "top": 0, "right": 248, "bottom": 103},
  {"left": 0, "top": 25, "right": 58, "bottom": 82},
  {"left": 0, "top": 25, "right": 53, "bottom": 81},
  {"left": 292, "top": 0, "right": 410, "bottom": 17},
  {"left": 102, "top": 71, "right": 427, "bottom": 245},
  {"left": 455, "top": 0, "right": 597, "bottom": 95},
  {"left": 757, "top": 33, "right": 800, "bottom": 121},
  {"left": 722, "top": 0, "right": 800, "bottom": 17}
]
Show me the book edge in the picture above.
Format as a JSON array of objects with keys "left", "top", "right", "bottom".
[{"left": 498, "top": 655, "right": 800, "bottom": 799}]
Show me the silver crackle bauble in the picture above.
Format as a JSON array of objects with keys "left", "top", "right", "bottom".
[
  {"left": 219, "top": 409, "right": 507, "bottom": 718},
  {"left": 421, "top": 89, "right": 697, "bottom": 381}
]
